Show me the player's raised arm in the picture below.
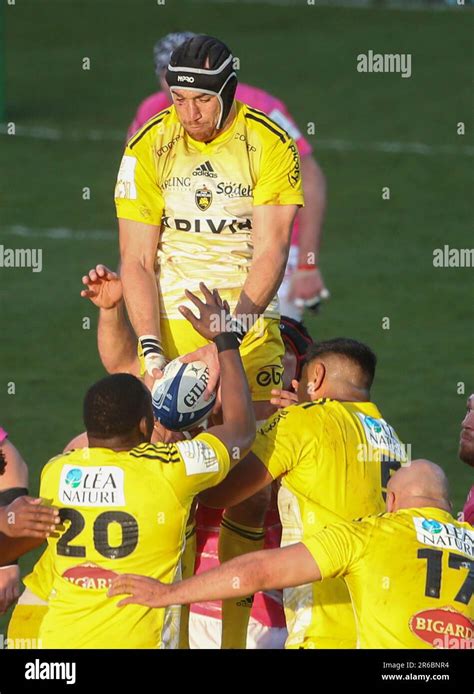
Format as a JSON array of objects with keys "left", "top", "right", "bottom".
[
  {"left": 80, "top": 264, "right": 139, "bottom": 376},
  {"left": 119, "top": 220, "right": 165, "bottom": 381},
  {"left": 179, "top": 283, "right": 256, "bottom": 458},
  {"left": 109, "top": 542, "right": 320, "bottom": 609}
]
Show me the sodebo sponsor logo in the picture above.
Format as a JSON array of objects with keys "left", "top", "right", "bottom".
[
  {"left": 216, "top": 181, "right": 253, "bottom": 198},
  {"left": 177, "top": 75, "right": 195, "bottom": 83}
]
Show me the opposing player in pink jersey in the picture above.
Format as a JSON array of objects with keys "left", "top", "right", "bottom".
[
  {"left": 127, "top": 32, "right": 328, "bottom": 320},
  {"left": 459, "top": 393, "right": 474, "bottom": 525}
]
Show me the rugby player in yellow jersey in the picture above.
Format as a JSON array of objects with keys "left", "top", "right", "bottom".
[
  {"left": 5, "top": 284, "right": 256, "bottom": 649},
  {"left": 111, "top": 460, "right": 474, "bottom": 650},
  {"left": 173, "top": 338, "right": 407, "bottom": 649},
  {"left": 115, "top": 34, "right": 303, "bottom": 648}
]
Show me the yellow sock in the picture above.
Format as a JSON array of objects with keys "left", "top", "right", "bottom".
[
  {"left": 218, "top": 516, "right": 265, "bottom": 649},
  {"left": 178, "top": 522, "right": 197, "bottom": 649}
]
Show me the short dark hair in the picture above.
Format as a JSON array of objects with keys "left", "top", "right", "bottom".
[
  {"left": 83, "top": 374, "right": 152, "bottom": 439},
  {"left": 305, "top": 338, "right": 377, "bottom": 389}
]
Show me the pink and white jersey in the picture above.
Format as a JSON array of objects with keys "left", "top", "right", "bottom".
[
  {"left": 462, "top": 485, "right": 474, "bottom": 526},
  {"left": 127, "top": 83, "right": 313, "bottom": 245}
]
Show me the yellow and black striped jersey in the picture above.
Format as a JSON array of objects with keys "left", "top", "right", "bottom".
[
  {"left": 37, "top": 434, "right": 230, "bottom": 649},
  {"left": 304, "top": 508, "right": 473, "bottom": 648},
  {"left": 114, "top": 101, "right": 304, "bottom": 319},
  {"left": 252, "top": 398, "right": 406, "bottom": 648}
]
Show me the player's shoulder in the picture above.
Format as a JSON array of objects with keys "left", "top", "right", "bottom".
[
  {"left": 126, "top": 105, "right": 177, "bottom": 150},
  {"left": 239, "top": 101, "right": 292, "bottom": 147},
  {"left": 40, "top": 448, "right": 80, "bottom": 484},
  {"left": 297, "top": 397, "right": 336, "bottom": 420},
  {"left": 128, "top": 442, "right": 182, "bottom": 464}
]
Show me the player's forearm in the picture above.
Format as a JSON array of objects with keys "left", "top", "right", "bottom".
[
  {"left": 218, "top": 347, "right": 256, "bottom": 455},
  {"left": 297, "top": 157, "right": 326, "bottom": 265},
  {"left": 98, "top": 301, "right": 140, "bottom": 376},
  {"left": 234, "top": 245, "right": 289, "bottom": 324},
  {"left": 160, "top": 549, "right": 271, "bottom": 606},
  {"left": 0, "top": 533, "right": 44, "bottom": 564},
  {"left": 120, "top": 261, "right": 162, "bottom": 341}
]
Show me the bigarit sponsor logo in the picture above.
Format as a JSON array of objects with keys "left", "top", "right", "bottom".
[
  {"left": 62, "top": 562, "right": 118, "bottom": 590},
  {"left": 409, "top": 607, "right": 474, "bottom": 648}
]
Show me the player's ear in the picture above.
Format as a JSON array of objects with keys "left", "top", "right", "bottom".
[
  {"left": 313, "top": 362, "right": 326, "bottom": 393},
  {"left": 139, "top": 415, "right": 153, "bottom": 441},
  {"left": 386, "top": 489, "right": 396, "bottom": 513}
]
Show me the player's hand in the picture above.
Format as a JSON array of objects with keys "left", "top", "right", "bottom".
[
  {"left": 0, "top": 565, "right": 20, "bottom": 614},
  {"left": 0, "top": 497, "right": 60, "bottom": 539},
  {"left": 179, "top": 283, "right": 230, "bottom": 398},
  {"left": 270, "top": 380, "right": 300, "bottom": 408},
  {"left": 179, "top": 283, "right": 230, "bottom": 341},
  {"left": 80, "top": 264, "right": 123, "bottom": 310},
  {"left": 152, "top": 420, "right": 186, "bottom": 444},
  {"left": 289, "top": 268, "right": 330, "bottom": 312},
  {"left": 108, "top": 574, "right": 169, "bottom": 608}
]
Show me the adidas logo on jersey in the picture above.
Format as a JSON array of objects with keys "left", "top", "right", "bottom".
[{"left": 192, "top": 161, "right": 218, "bottom": 178}]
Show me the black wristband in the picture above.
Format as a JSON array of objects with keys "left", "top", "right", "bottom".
[
  {"left": 213, "top": 332, "right": 240, "bottom": 353},
  {"left": 0, "top": 487, "right": 28, "bottom": 507}
]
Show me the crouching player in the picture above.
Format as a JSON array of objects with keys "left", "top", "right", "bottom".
[{"left": 7, "top": 285, "right": 256, "bottom": 648}]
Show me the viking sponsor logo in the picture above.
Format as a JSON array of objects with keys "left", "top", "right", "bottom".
[
  {"left": 25, "top": 659, "right": 76, "bottom": 685},
  {"left": 193, "top": 161, "right": 218, "bottom": 178},
  {"left": 177, "top": 439, "right": 219, "bottom": 476},
  {"left": 195, "top": 185, "right": 213, "bottom": 211},
  {"left": 162, "top": 215, "right": 252, "bottom": 235},
  {"left": 413, "top": 517, "right": 474, "bottom": 557},
  {"left": 356, "top": 413, "right": 406, "bottom": 462},
  {"left": 160, "top": 176, "right": 191, "bottom": 191},
  {"left": 177, "top": 75, "right": 195, "bottom": 83},
  {"left": 183, "top": 367, "right": 209, "bottom": 407},
  {"left": 62, "top": 562, "right": 117, "bottom": 590},
  {"left": 216, "top": 181, "right": 253, "bottom": 198},
  {"left": 287, "top": 143, "right": 300, "bottom": 188},
  {"left": 59, "top": 465, "right": 125, "bottom": 507},
  {"left": 409, "top": 607, "right": 473, "bottom": 648},
  {"left": 256, "top": 364, "right": 283, "bottom": 388},
  {"left": 156, "top": 135, "right": 182, "bottom": 156}
]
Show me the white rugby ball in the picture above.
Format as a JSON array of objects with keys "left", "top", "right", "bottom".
[{"left": 151, "top": 358, "right": 216, "bottom": 431}]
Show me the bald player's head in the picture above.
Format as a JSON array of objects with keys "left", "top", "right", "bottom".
[
  {"left": 301, "top": 338, "right": 377, "bottom": 403},
  {"left": 386, "top": 459, "right": 451, "bottom": 513}
]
